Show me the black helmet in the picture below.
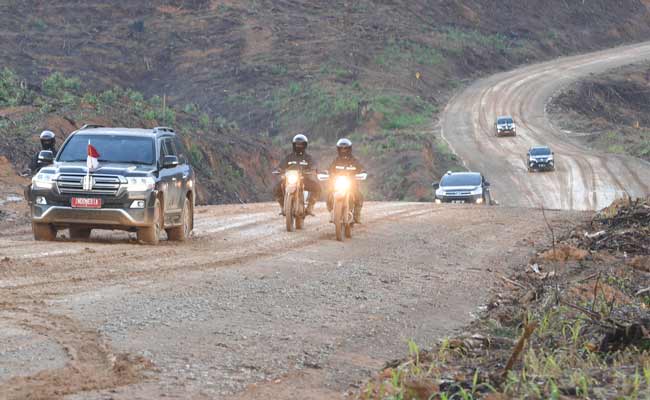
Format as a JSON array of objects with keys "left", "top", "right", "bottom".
[
  {"left": 39, "top": 130, "right": 56, "bottom": 151},
  {"left": 292, "top": 133, "right": 308, "bottom": 154},
  {"left": 336, "top": 137, "right": 352, "bottom": 158}
]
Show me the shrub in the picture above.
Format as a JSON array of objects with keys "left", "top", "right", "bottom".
[
  {"left": 199, "top": 113, "right": 210, "bottom": 130},
  {"left": 42, "top": 72, "right": 81, "bottom": 98},
  {"left": 0, "top": 68, "right": 28, "bottom": 106},
  {"left": 99, "top": 89, "right": 119, "bottom": 105}
]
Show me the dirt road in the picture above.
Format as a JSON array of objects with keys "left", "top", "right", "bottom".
[
  {"left": 5, "top": 42, "right": 650, "bottom": 399},
  {"left": 0, "top": 202, "right": 582, "bottom": 399},
  {"left": 441, "top": 42, "right": 650, "bottom": 211}
]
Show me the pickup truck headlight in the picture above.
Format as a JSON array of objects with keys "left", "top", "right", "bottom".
[
  {"left": 32, "top": 172, "right": 57, "bottom": 190},
  {"left": 126, "top": 177, "right": 155, "bottom": 192}
]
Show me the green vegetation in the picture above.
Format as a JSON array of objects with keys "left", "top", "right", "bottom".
[
  {"left": 371, "top": 94, "right": 435, "bottom": 130},
  {"left": 374, "top": 38, "right": 444, "bottom": 67},
  {"left": 0, "top": 67, "right": 261, "bottom": 204},
  {"left": 42, "top": 72, "right": 81, "bottom": 98},
  {"left": 438, "top": 28, "right": 511, "bottom": 54},
  {"left": 0, "top": 68, "right": 31, "bottom": 106},
  {"left": 361, "top": 202, "right": 650, "bottom": 399}
]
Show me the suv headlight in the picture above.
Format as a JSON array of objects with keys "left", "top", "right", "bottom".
[
  {"left": 32, "top": 172, "right": 56, "bottom": 189},
  {"left": 126, "top": 177, "right": 155, "bottom": 192}
]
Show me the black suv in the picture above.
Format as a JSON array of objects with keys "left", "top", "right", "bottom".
[
  {"left": 29, "top": 126, "right": 195, "bottom": 244},
  {"left": 527, "top": 146, "right": 555, "bottom": 172}
]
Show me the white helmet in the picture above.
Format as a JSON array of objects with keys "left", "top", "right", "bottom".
[
  {"left": 336, "top": 137, "right": 352, "bottom": 157},
  {"left": 292, "top": 133, "right": 308, "bottom": 153}
]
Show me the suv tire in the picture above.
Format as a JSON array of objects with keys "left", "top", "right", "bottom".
[
  {"left": 137, "top": 198, "right": 162, "bottom": 245},
  {"left": 33, "top": 222, "right": 57, "bottom": 241},
  {"left": 166, "top": 197, "right": 192, "bottom": 241},
  {"left": 69, "top": 227, "right": 92, "bottom": 240}
]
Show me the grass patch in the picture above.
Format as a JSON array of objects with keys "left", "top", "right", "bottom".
[
  {"left": 374, "top": 38, "right": 444, "bottom": 67},
  {"left": 438, "top": 27, "right": 511, "bottom": 55}
]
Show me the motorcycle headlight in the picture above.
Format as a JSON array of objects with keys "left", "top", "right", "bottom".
[
  {"left": 335, "top": 176, "right": 351, "bottom": 192},
  {"left": 285, "top": 171, "right": 299, "bottom": 185},
  {"left": 126, "top": 176, "right": 155, "bottom": 192},
  {"left": 32, "top": 172, "right": 57, "bottom": 190}
]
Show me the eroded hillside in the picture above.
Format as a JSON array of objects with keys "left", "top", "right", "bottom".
[{"left": 3, "top": 0, "right": 650, "bottom": 201}]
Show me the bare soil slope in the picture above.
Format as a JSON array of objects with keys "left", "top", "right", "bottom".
[
  {"left": 548, "top": 62, "right": 650, "bottom": 162},
  {"left": 3, "top": 0, "right": 650, "bottom": 201}
]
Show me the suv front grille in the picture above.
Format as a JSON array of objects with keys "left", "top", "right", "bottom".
[
  {"left": 57, "top": 174, "right": 121, "bottom": 196},
  {"left": 445, "top": 191, "right": 472, "bottom": 196}
]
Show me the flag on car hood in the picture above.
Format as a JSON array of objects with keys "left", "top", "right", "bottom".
[{"left": 87, "top": 142, "right": 100, "bottom": 170}]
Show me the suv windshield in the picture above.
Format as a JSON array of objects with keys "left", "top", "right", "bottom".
[
  {"left": 497, "top": 118, "right": 513, "bottom": 125},
  {"left": 58, "top": 134, "right": 155, "bottom": 165},
  {"left": 441, "top": 173, "right": 482, "bottom": 187},
  {"left": 530, "top": 147, "right": 551, "bottom": 156}
]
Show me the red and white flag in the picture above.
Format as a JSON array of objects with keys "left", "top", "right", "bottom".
[{"left": 87, "top": 142, "right": 100, "bottom": 170}]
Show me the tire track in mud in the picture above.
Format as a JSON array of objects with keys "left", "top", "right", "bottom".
[
  {"left": 0, "top": 307, "right": 152, "bottom": 400},
  {"left": 0, "top": 203, "right": 433, "bottom": 295},
  {"left": 0, "top": 202, "right": 442, "bottom": 398}
]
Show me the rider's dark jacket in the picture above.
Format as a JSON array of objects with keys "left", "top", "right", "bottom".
[
  {"left": 327, "top": 155, "right": 364, "bottom": 175},
  {"left": 277, "top": 152, "right": 318, "bottom": 173},
  {"left": 273, "top": 151, "right": 321, "bottom": 202}
]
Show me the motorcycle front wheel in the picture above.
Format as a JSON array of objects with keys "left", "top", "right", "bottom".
[
  {"left": 284, "top": 194, "right": 295, "bottom": 232},
  {"left": 334, "top": 199, "right": 344, "bottom": 241}
]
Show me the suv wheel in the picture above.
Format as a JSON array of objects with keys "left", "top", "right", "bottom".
[
  {"left": 33, "top": 222, "right": 57, "bottom": 241},
  {"left": 137, "top": 198, "right": 162, "bottom": 245},
  {"left": 69, "top": 227, "right": 92, "bottom": 240},
  {"left": 166, "top": 197, "right": 192, "bottom": 241}
]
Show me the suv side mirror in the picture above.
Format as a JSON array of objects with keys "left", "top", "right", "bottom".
[
  {"left": 432, "top": 182, "right": 439, "bottom": 189},
  {"left": 484, "top": 181, "right": 491, "bottom": 187},
  {"left": 162, "top": 155, "right": 179, "bottom": 169},
  {"left": 38, "top": 150, "right": 54, "bottom": 165}
]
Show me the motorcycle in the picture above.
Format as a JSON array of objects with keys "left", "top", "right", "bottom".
[
  {"left": 318, "top": 167, "right": 367, "bottom": 241},
  {"left": 273, "top": 161, "right": 311, "bottom": 232}
]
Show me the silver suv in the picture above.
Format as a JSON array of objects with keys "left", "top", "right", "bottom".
[
  {"left": 495, "top": 115, "right": 516, "bottom": 137},
  {"left": 432, "top": 171, "right": 492, "bottom": 205}
]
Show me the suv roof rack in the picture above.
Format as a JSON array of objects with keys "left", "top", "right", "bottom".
[
  {"left": 80, "top": 124, "right": 105, "bottom": 130},
  {"left": 153, "top": 126, "right": 175, "bottom": 134}
]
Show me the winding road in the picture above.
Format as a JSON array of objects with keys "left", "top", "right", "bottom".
[
  {"left": 3, "top": 42, "right": 650, "bottom": 399},
  {"left": 441, "top": 42, "right": 650, "bottom": 210}
]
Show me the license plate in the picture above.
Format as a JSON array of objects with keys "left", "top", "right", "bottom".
[{"left": 71, "top": 197, "right": 101, "bottom": 208}]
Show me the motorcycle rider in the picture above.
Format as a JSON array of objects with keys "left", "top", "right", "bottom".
[
  {"left": 25, "top": 130, "right": 57, "bottom": 205},
  {"left": 29, "top": 130, "right": 57, "bottom": 174},
  {"left": 326, "top": 138, "right": 365, "bottom": 223},
  {"left": 273, "top": 133, "right": 321, "bottom": 216}
]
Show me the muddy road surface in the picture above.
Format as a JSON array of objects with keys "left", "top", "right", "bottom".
[
  {"left": 0, "top": 202, "right": 583, "bottom": 399},
  {"left": 442, "top": 42, "right": 650, "bottom": 211}
]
